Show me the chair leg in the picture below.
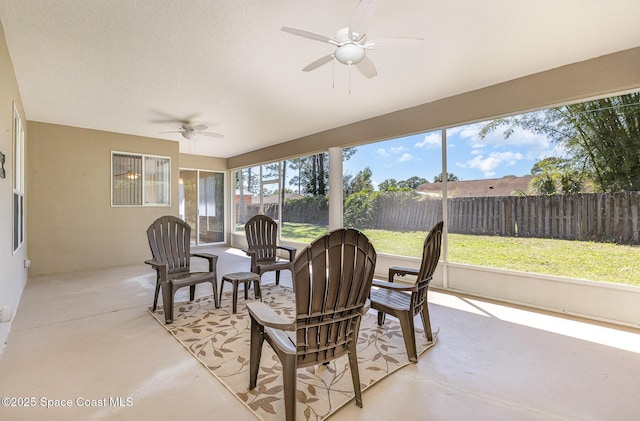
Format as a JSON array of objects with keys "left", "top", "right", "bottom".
[
  {"left": 248, "top": 316, "right": 265, "bottom": 390},
  {"left": 244, "top": 281, "right": 249, "bottom": 300},
  {"left": 280, "top": 352, "right": 297, "bottom": 421},
  {"left": 396, "top": 311, "right": 418, "bottom": 363},
  {"left": 219, "top": 279, "right": 226, "bottom": 308},
  {"left": 152, "top": 275, "right": 161, "bottom": 311},
  {"left": 254, "top": 280, "right": 261, "bottom": 301},
  {"left": 275, "top": 270, "right": 280, "bottom": 286},
  {"left": 420, "top": 307, "right": 433, "bottom": 342},
  {"left": 162, "top": 281, "right": 174, "bottom": 324},
  {"left": 347, "top": 339, "right": 363, "bottom": 408},
  {"left": 377, "top": 311, "right": 386, "bottom": 326},
  {"left": 232, "top": 281, "right": 239, "bottom": 314},
  {"left": 189, "top": 285, "right": 196, "bottom": 301},
  {"left": 211, "top": 280, "right": 220, "bottom": 308}
]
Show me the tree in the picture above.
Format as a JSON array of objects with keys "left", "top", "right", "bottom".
[
  {"left": 399, "top": 176, "right": 428, "bottom": 190},
  {"left": 287, "top": 148, "right": 356, "bottom": 197},
  {"left": 287, "top": 153, "right": 327, "bottom": 196},
  {"left": 344, "top": 191, "right": 378, "bottom": 228},
  {"left": 378, "top": 178, "right": 399, "bottom": 192},
  {"left": 378, "top": 176, "right": 427, "bottom": 192},
  {"left": 433, "top": 172, "right": 459, "bottom": 182},
  {"left": 479, "top": 92, "right": 640, "bottom": 192},
  {"left": 288, "top": 157, "right": 307, "bottom": 194},
  {"left": 528, "top": 157, "right": 585, "bottom": 195},
  {"left": 346, "top": 167, "right": 373, "bottom": 195},
  {"left": 236, "top": 168, "right": 259, "bottom": 223}
]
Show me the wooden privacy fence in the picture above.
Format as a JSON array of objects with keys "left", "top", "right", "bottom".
[
  {"left": 241, "top": 192, "right": 640, "bottom": 245},
  {"left": 374, "top": 192, "right": 640, "bottom": 245},
  {"left": 447, "top": 192, "right": 640, "bottom": 244},
  {"left": 374, "top": 196, "right": 442, "bottom": 231}
]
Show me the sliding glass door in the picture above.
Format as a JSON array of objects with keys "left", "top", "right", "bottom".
[{"left": 179, "top": 169, "right": 225, "bottom": 245}]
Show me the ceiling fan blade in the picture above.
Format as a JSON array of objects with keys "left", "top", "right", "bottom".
[
  {"left": 302, "top": 54, "right": 334, "bottom": 72},
  {"left": 356, "top": 56, "right": 377, "bottom": 78},
  {"left": 191, "top": 124, "right": 208, "bottom": 132},
  {"left": 159, "top": 130, "right": 182, "bottom": 134},
  {"left": 200, "top": 132, "right": 224, "bottom": 139},
  {"left": 349, "top": 0, "right": 378, "bottom": 41},
  {"left": 150, "top": 110, "right": 187, "bottom": 124},
  {"left": 281, "top": 26, "right": 337, "bottom": 45},
  {"left": 181, "top": 113, "right": 201, "bottom": 123},
  {"left": 365, "top": 37, "right": 424, "bottom": 49},
  {"left": 151, "top": 111, "right": 202, "bottom": 124}
]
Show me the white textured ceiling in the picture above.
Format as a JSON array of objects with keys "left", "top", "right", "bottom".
[{"left": 1, "top": 0, "right": 639, "bottom": 158}]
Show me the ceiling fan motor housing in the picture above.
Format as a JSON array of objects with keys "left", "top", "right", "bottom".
[{"left": 334, "top": 27, "right": 366, "bottom": 65}]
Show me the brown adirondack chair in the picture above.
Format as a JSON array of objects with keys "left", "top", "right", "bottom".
[
  {"left": 369, "top": 220, "right": 443, "bottom": 363},
  {"left": 244, "top": 214, "right": 296, "bottom": 287},
  {"left": 145, "top": 215, "right": 219, "bottom": 323},
  {"left": 246, "top": 228, "right": 377, "bottom": 421}
]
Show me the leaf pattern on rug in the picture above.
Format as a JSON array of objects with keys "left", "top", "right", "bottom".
[{"left": 150, "top": 284, "right": 437, "bottom": 421}]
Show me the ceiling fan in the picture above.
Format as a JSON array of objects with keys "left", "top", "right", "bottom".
[
  {"left": 160, "top": 122, "right": 224, "bottom": 141},
  {"left": 281, "top": 0, "right": 423, "bottom": 78}
]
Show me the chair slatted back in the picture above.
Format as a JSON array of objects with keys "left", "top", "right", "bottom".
[
  {"left": 293, "top": 229, "right": 377, "bottom": 367},
  {"left": 146, "top": 215, "right": 191, "bottom": 275},
  {"left": 245, "top": 214, "right": 279, "bottom": 263},
  {"left": 412, "top": 221, "right": 444, "bottom": 315}
]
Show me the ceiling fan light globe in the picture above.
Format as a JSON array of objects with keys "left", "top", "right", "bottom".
[
  {"left": 182, "top": 131, "right": 196, "bottom": 140},
  {"left": 335, "top": 43, "right": 365, "bottom": 65}
]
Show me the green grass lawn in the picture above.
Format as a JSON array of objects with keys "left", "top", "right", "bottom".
[{"left": 281, "top": 222, "right": 640, "bottom": 286}]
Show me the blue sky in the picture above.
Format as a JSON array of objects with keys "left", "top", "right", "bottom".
[{"left": 343, "top": 121, "right": 566, "bottom": 188}]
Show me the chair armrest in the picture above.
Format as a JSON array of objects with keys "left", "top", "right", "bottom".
[
  {"left": 191, "top": 253, "right": 218, "bottom": 272},
  {"left": 243, "top": 248, "right": 259, "bottom": 272},
  {"left": 191, "top": 252, "right": 218, "bottom": 262},
  {"left": 389, "top": 266, "right": 419, "bottom": 282},
  {"left": 277, "top": 245, "right": 297, "bottom": 261},
  {"left": 145, "top": 259, "right": 166, "bottom": 270},
  {"left": 372, "top": 279, "right": 417, "bottom": 292},
  {"left": 246, "top": 301, "right": 295, "bottom": 330},
  {"left": 145, "top": 259, "right": 169, "bottom": 282},
  {"left": 360, "top": 298, "right": 371, "bottom": 315}
]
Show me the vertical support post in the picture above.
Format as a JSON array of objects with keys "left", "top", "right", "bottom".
[
  {"left": 441, "top": 129, "right": 449, "bottom": 290},
  {"left": 328, "top": 147, "right": 343, "bottom": 231}
]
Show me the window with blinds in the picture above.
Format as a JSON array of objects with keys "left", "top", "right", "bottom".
[{"left": 112, "top": 152, "right": 170, "bottom": 206}]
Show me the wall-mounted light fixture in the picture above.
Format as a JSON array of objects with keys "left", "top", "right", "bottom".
[{"left": 126, "top": 171, "right": 140, "bottom": 180}]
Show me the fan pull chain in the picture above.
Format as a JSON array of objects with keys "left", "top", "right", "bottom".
[
  {"left": 348, "top": 64, "right": 352, "bottom": 95},
  {"left": 332, "top": 58, "right": 335, "bottom": 89}
]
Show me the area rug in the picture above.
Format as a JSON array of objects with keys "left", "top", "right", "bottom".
[{"left": 148, "top": 284, "right": 437, "bottom": 421}]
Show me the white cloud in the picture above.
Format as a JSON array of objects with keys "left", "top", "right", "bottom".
[
  {"left": 457, "top": 151, "right": 524, "bottom": 177},
  {"left": 390, "top": 146, "right": 407, "bottom": 154},
  {"left": 462, "top": 124, "right": 552, "bottom": 152},
  {"left": 415, "top": 133, "right": 442, "bottom": 149},
  {"left": 398, "top": 153, "right": 414, "bottom": 162},
  {"left": 376, "top": 148, "right": 389, "bottom": 157}
]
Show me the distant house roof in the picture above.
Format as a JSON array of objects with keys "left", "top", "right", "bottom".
[{"left": 416, "top": 175, "right": 533, "bottom": 197}]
